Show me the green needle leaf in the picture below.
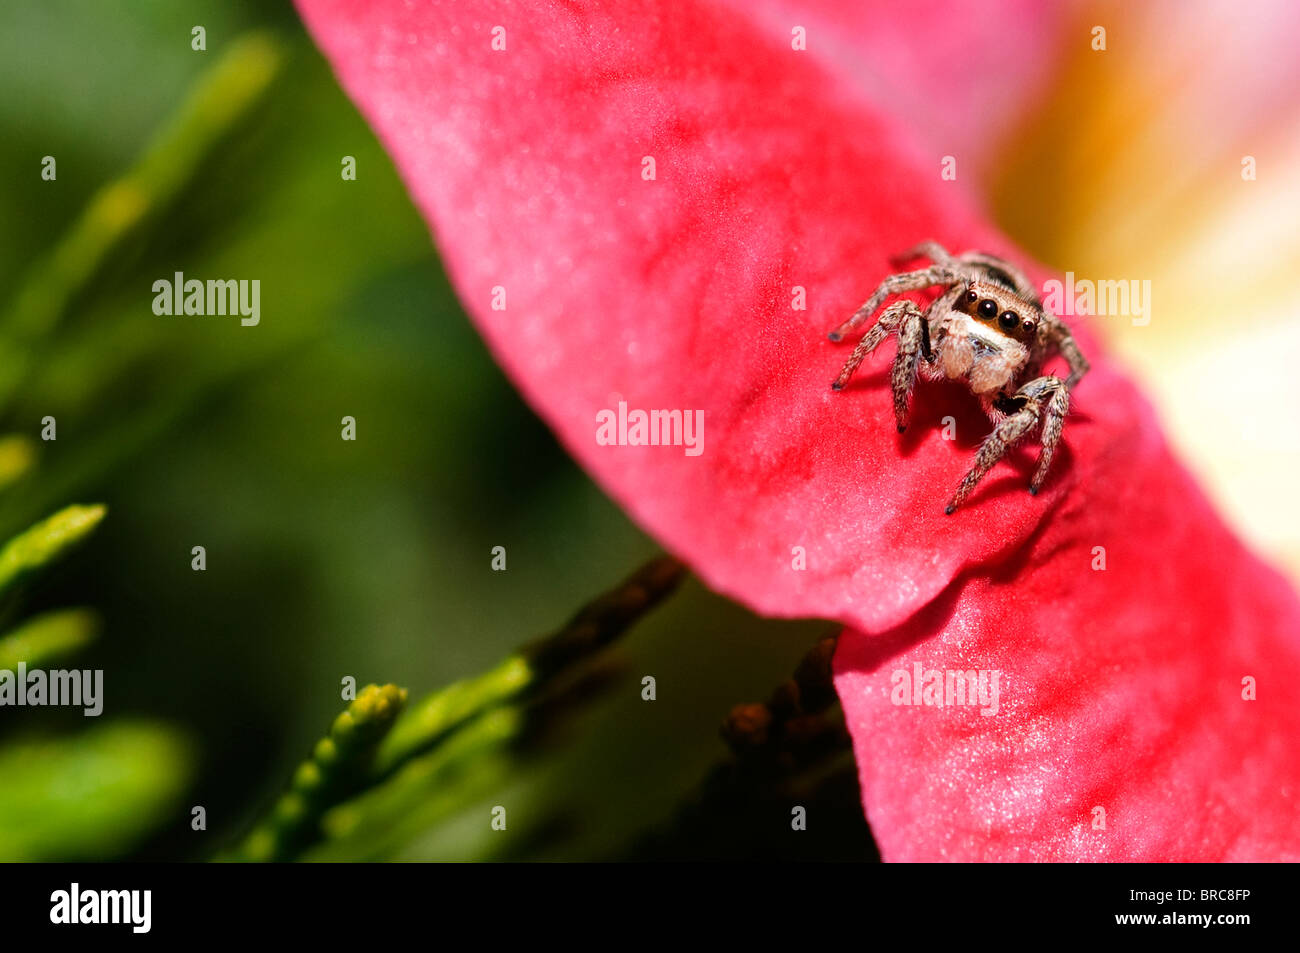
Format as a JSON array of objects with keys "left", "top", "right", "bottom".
[
  {"left": 309, "top": 707, "right": 522, "bottom": 862},
  {"left": 0, "top": 31, "right": 286, "bottom": 409},
  {"left": 0, "top": 607, "right": 98, "bottom": 670},
  {"left": 0, "top": 503, "right": 105, "bottom": 596},
  {"left": 0, "top": 720, "right": 193, "bottom": 861},
  {"left": 0, "top": 435, "right": 36, "bottom": 491},
  {"left": 231, "top": 683, "right": 408, "bottom": 862},
  {"left": 228, "top": 557, "right": 685, "bottom": 862}
]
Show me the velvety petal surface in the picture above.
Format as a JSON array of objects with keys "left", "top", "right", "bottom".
[{"left": 834, "top": 398, "right": 1300, "bottom": 860}]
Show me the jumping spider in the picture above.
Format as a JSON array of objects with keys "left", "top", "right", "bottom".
[{"left": 828, "top": 241, "right": 1088, "bottom": 513}]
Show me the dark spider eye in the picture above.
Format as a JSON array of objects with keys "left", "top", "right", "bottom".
[
  {"left": 998, "top": 310, "right": 1019, "bottom": 331},
  {"left": 977, "top": 299, "right": 998, "bottom": 319},
  {"left": 964, "top": 290, "right": 979, "bottom": 305},
  {"left": 1022, "top": 319, "right": 1037, "bottom": 335}
]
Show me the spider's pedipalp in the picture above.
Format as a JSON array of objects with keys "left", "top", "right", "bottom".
[
  {"left": 828, "top": 266, "right": 952, "bottom": 341},
  {"left": 921, "top": 282, "right": 963, "bottom": 364},
  {"left": 940, "top": 319, "right": 974, "bottom": 378}
]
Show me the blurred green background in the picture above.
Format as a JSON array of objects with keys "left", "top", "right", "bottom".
[{"left": 0, "top": 1, "right": 859, "bottom": 861}]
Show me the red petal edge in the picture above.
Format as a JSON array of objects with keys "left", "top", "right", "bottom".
[{"left": 295, "top": 0, "right": 1300, "bottom": 860}]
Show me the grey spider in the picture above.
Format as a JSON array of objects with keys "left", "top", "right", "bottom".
[{"left": 828, "top": 241, "right": 1089, "bottom": 513}]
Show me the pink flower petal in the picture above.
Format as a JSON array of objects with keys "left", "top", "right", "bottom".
[
  {"left": 296, "top": 0, "right": 1078, "bottom": 632},
  {"left": 834, "top": 396, "right": 1300, "bottom": 860},
  {"left": 295, "top": 0, "right": 1300, "bottom": 860}
]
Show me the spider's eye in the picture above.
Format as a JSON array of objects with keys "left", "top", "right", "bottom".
[
  {"left": 977, "top": 299, "right": 998, "bottom": 319},
  {"left": 997, "top": 310, "right": 1019, "bottom": 330},
  {"left": 1022, "top": 319, "right": 1037, "bottom": 335},
  {"left": 964, "top": 290, "right": 979, "bottom": 305}
]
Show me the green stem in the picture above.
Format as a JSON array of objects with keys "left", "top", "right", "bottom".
[
  {"left": 230, "top": 556, "right": 686, "bottom": 861},
  {"left": 373, "top": 555, "right": 685, "bottom": 776}
]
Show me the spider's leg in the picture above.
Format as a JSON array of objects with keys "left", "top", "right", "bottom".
[
  {"left": 951, "top": 379, "right": 1060, "bottom": 512},
  {"left": 957, "top": 252, "right": 1036, "bottom": 300},
  {"left": 828, "top": 267, "right": 952, "bottom": 341},
  {"left": 1029, "top": 378, "right": 1070, "bottom": 494},
  {"left": 890, "top": 240, "right": 954, "bottom": 268},
  {"left": 946, "top": 374, "right": 1073, "bottom": 511},
  {"left": 1048, "top": 319, "right": 1090, "bottom": 389},
  {"left": 831, "top": 300, "right": 909, "bottom": 390},
  {"left": 890, "top": 302, "right": 926, "bottom": 431},
  {"left": 946, "top": 408, "right": 1038, "bottom": 513}
]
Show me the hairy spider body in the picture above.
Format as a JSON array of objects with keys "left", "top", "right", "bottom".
[{"left": 828, "top": 242, "right": 1089, "bottom": 513}]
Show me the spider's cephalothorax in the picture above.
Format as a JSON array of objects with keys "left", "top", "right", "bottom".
[{"left": 828, "top": 241, "right": 1089, "bottom": 513}]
